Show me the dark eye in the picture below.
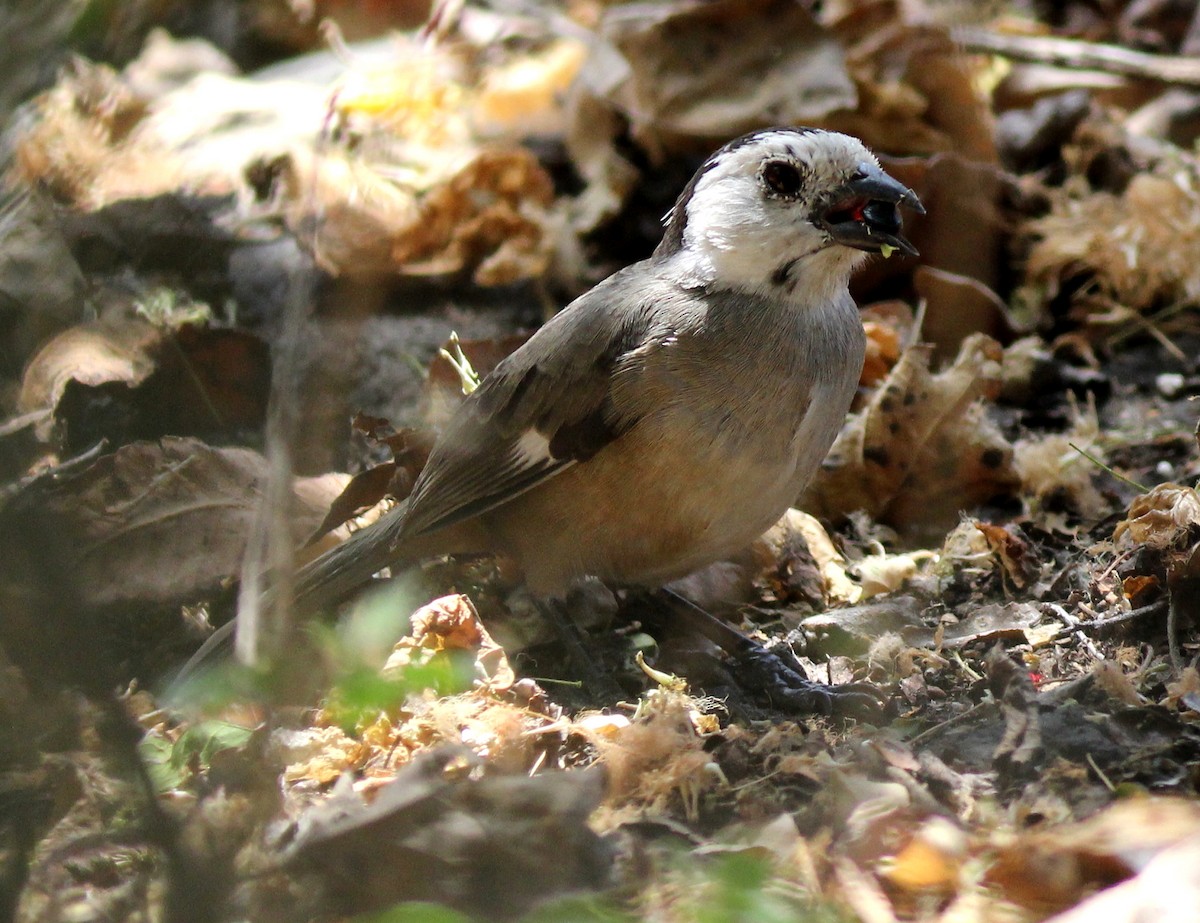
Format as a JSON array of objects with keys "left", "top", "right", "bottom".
[{"left": 761, "top": 161, "right": 803, "bottom": 198}]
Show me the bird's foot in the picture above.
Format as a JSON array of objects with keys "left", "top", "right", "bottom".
[
  {"left": 653, "top": 588, "right": 885, "bottom": 720},
  {"left": 731, "top": 643, "right": 884, "bottom": 720}
]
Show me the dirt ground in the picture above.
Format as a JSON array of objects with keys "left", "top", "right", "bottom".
[{"left": 4, "top": 1, "right": 1200, "bottom": 921}]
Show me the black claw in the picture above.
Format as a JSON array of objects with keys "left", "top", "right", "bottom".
[
  {"left": 651, "top": 588, "right": 886, "bottom": 720},
  {"left": 733, "top": 646, "right": 885, "bottom": 720}
]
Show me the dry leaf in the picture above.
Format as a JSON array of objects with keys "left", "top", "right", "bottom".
[
  {"left": 0, "top": 436, "right": 331, "bottom": 612},
  {"left": 1013, "top": 394, "right": 1107, "bottom": 518},
  {"left": 1114, "top": 483, "right": 1200, "bottom": 549},
  {"left": 987, "top": 798, "right": 1200, "bottom": 916},
  {"left": 19, "top": 320, "right": 272, "bottom": 456},
  {"left": 595, "top": 0, "right": 856, "bottom": 148},
  {"left": 383, "top": 594, "right": 515, "bottom": 692},
  {"left": 913, "top": 265, "right": 1016, "bottom": 361},
  {"left": 803, "top": 333, "right": 1017, "bottom": 541}
]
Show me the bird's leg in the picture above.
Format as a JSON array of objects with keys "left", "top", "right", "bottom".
[
  {"left": 538, "top": 596, "right": 627, "bottom": 705},
  {"left": 656, "top": 588, "right": 884, "bottom": 719}
]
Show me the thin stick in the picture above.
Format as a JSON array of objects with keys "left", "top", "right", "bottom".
[
  {"left": 1048, "top": 600, "right": 1168, "bottom": 639},
  {"left": 1068, "top": 441, "right": 1149, "bottom": 492},
  {"left": 954, "top": 28, "right": 1200, "bottom": 87}
]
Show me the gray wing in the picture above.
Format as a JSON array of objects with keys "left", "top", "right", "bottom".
[{"left": 396, "top": 264, "right": 671, "bottom": 540}]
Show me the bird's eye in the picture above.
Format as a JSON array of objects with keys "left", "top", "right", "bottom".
[{"left": 761, "top": 161, "right": 803, "bottom": 198}]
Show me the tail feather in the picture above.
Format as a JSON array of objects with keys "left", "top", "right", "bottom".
[
  {"left": 171, "top": 500, "right": 413, "bottom": 688},
  {"left": 293, "top": 499, "right": 412, "bottom": 616}
]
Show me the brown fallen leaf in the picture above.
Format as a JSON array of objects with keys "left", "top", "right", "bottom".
[
  {"left": 278, "top": 748, "right": 611, "bottom": 920},
  {"left": 17, "top": 319, "right": 162, "bottom": 425},
  {"left": 383, "top": 594, "right": 515, "bottom": 693},
  {"left": 305, "top": 415, "right": 436, "bottom": 546},
  {"left": 593, "top": 0, "right": 856, "bottom": 149},
  {"left": 802, "top": 333, "right": 1017, "bottom": 541},
  {"left": 1114, "top": 483, "right": 1200, "bottom": 550},
  {"left": 913, "top": 265, "right": 1017, "bottom": 361},
  {"left": 17, "top": 319, "right": 271, "bottom": 456},
  {"left": 0, "top": 436, "right": 336, "bottom": 614},
  {"left": 0, "top": 436, "right": 345, "bottom": 686},
  {"left": 987, "top": 798, "right": 1200, "bottom": 916}
]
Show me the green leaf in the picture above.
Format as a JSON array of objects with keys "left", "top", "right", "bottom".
[{"left": 140, "top": 719, "right": 255, "bottom": 793}]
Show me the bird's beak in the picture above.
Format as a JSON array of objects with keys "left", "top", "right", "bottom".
[{"left": 818, "top": 164, "right": 924, "bottom": 258}]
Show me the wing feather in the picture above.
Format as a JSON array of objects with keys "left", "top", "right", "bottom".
[{"left": 396, "top": 267, "right": 669, "bottom": 541}]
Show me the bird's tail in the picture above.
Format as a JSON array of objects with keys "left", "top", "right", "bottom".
[
  {"left": 170, "top": 500, "right": 413, "bottom": 689},
  {"left": 292, "top": 498, "right": 412, "bottom": 617}
]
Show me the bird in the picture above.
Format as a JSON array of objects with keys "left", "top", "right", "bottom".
[{"left": 189, "top": 127, "right": 923, "bottom": 710}]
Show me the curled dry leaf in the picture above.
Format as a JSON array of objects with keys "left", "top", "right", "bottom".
[
  {"left": 18, "top": 319, "right": 272, "bottom": 455},
  {"left": 17, "top": 319, "right": 162, "bottom": 429},
  {"left": 1114, "top": 483, "right": 1200, "bottom": 549},
  {"left": 383, "top": 593, "right": 515, "bottom": 692},
  {"left": 803, "top": 333, "right": 1017, "bottom": 541},
  {"left": 306, "top": 415, "right": 436, "bottom": 545}
]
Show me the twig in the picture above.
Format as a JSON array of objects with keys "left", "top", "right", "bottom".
[
  {"left": 954, "top": 27, "right": 1200, "bottom": 86},
  {"left": 1168, "top": 591, "right": 1183, "bottom": 670},
  {"left": 908, "top": 701, "right": 993, "bottom": 749},
  {"left": 1044, "top": 603, "right": 1105, "bottom": 661},
  {"left": 1086, "top": 752, "right": 1116, "bottom": 793},
  {"left": 1048, "top": 600, "right": 1168, "bottom": 639}
]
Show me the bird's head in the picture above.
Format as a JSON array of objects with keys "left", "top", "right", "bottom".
[{"left": 658, "top": 128, "right": 924, "bottom": 305}]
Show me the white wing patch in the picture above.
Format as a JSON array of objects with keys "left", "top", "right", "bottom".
[{"left": 513, "top": 428, "right": 554, "bottom": 466}]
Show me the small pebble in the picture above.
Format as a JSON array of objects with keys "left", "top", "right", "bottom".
[{"left": 1156, "top": 372, "right": 1185, "bottom": 398}]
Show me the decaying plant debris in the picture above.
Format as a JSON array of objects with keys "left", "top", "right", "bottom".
[{"left": 4, "top": 1, "right": 1200, "bottom": 922}]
